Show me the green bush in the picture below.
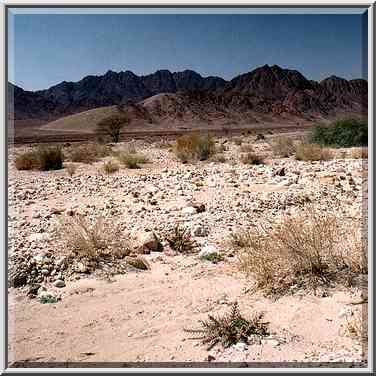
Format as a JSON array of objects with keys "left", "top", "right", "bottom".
[
  {"left": 37, "top": 146, "right": 64, "bottom": 170},
  {"left": 310, "top": 119, "right": 368, "bottom": 147}
]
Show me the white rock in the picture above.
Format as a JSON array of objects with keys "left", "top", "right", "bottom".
[
  {"left": 182, "top": 207, "right": 197, "bottom": 215},
  {"left": 199, "top": 245, "right": 218, "bottom": 258},
  {"left": 339, "top": 307, "right": 353, "bottom": 319},
  {"left": 234, "top": 342, "right": 248, "bottom": 352}
]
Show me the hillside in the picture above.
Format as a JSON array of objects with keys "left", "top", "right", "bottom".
[{"left": 10, "top": 65, "right": 367, "bottom": 134}]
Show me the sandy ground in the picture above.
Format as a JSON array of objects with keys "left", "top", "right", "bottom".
[{"left": 8, "top": 254, "right": 366, "bottom": 366}]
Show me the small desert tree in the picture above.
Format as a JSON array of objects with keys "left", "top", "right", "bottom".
[{"left": 96, "top": 115, "right": 128, "bottom": 143}]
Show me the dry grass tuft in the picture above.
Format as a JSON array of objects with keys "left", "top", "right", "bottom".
[
  {"left": 233, "top": 137, "right": 243, "bottom": 146},
  {"left": 344, "top": 309, "right": 367, "bottom": 341},
  {"left": 211, "top": 154, "right": 226, "bottom": 163},
  {"left": 69, "top": 143, "right": 110, "bottom": 164},
  {"left": 272, "top": 136, "right": 296, "bottom": 157},
  {"left": 15, "top": 150, "right": 39, "bottom": 170},
  {"left": 351, "top": 147, "right": 368, "bottom": 160},
  {"left": 241, "top": 152, "right": 264, "bottom": 165},
  {"left": 65, "top": 163, "right": 78, "bottom": 177},
  {"left": 234, "top": 208, "right": 366, "bottom": 295},
  {"left": 174, "top": 133, "right": 215, "bottom": 162},
  {"left": 240, "top": 144, "right": 254, "bottom": 153},
  {"left": 115, "top": 150, "right": 148, "bottom": 169},
  {"left": 184, "top": 302, "right": 269, "bottom": 350},
  {"left": 58, "top": 214, "right": 131, "bottom": 261},
  {"left": 102, "top": 160, "right": 119, "bottom": 174},
  {"left": 295, "top": 143, "right": 332, "bottom": 161}
]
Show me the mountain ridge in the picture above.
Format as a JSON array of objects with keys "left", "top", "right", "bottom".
[{"left": 8, "top": 64, "right": 367, "bottom": 125}]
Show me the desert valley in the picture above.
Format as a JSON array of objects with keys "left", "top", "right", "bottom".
[{"left": 7, "top": 64, "right": 368, "bottom": 367}]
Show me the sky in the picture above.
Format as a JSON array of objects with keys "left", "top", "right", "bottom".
[{"left": 8, "top": 9, "right": 368, "bottom": 91}]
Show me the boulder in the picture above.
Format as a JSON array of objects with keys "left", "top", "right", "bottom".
[
  {"left": 53, "top": 279, "right": 66, "bottom": 288},
  {"left": 137, "top": 231, "right": 163, "bottom": 253},
  {"left": 125, "top": 256, "right": 150, "bottom": 270}
]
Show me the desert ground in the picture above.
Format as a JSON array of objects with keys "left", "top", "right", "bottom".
[{"left": 7, "top": 130, "right": 368, "bottom": 367}]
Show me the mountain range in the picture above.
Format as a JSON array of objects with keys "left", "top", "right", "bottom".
[{"left": 8, "top": 64, "right": 367, "bottom": 128}]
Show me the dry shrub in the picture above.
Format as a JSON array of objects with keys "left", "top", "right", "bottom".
[
  {"left": 240, "top": 144, "right": 254, "bottom": 153},
  {"left": 241, "top": 152, "right": 264, "bottom": 165},
  {"left": 345, "top": 308, "right": 367, "bottom": 341},
  {"left": 235, "top": 209, "right": 366, "bottom": 295},
  {"left": 156, "top": 140, "right": 173, "bottom": 149},
  {"left": 69, "top": 143, "right": 110, "bottom": 164},
  {"left": 59, "top": 214, "right": 130, "bottom": 261},
  {"left": 211, "top": 154, "right": 226, "bottom": 163},
  {"left": 351, "top": 148, "right": 368, "bottom": 160},
  {"left": 295, "top": 143, "right": 332, "bottom": 161},
  {"left": 65, "top": 163, "right": 78, "bottom": 177},
  {"left": 116, "top": 151, "right": 148, "bottom": 169},
  {"left": 15, "top": 150, "right": 39, "bottom": 170},
  {"left": 272, "top": 136, "right": 295, "bottom": 157},
  {"left": 216, "top": 143, "right": 228, "bottom": 153},
  {"left": 166, "top": 225, "right": 196, "bottom": 254},
  {"left": 184, "top": 302, "right": 269, "bottom": 350},
  {"left": 174, "top": 133, "right": 215, "bottom": 162},
  {"left": 15, "top": 146, "right": 64, "bottom": 171},
  {"left": 102, "top": 160, "right": 119, "bottom": 174}
]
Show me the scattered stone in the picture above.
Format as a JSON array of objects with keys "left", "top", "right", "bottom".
[
  {"left": 28, "top": 233, "right": 49, "bottom": 243},
  {"left": 125, "top": 256, "right": 150, "bottom": 270},
  {"left": 233, "top": 342, "right": 248, "bottom": 352},
  {"left": 182, "top": 206, "right": 197, "bottom": 215},
  {"left": 191, "top": 225, "right": 208, "bottom": 237},
  {"left": 199, "top": 245, "right": 218, "bottom": 259},
  {"left": 53, "top": 279, "right": 66, "bottom": 288},
  {"left": 50, "top": 207, "right": 65, "bottom": 215},
  {"left": 27, "top": 283, "right": 41, "bottom": 297},
  {"left": 191, "top": 202, "right": 206, "bottom": 213},
  {"left": 74, "top": 262, "right": 88, "bottom": 274}
]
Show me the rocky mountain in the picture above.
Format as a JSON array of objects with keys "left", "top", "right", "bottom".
[{"left": 8, "top": 65, "right": 367, "bottom": 126}]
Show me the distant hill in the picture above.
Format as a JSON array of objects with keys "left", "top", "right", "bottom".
[{"left": 8, "top": 64, "right": 367, "bottom": 131}]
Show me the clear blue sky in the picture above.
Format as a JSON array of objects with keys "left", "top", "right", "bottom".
[{"left": 8, "top": 10, "right": 368, "bottom": 91}]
